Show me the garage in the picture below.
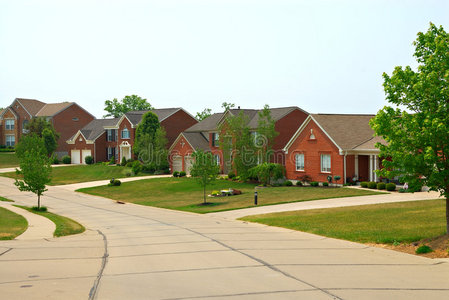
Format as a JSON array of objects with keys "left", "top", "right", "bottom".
[
  {"left": 172, "top": 156, "right": 182, "bottom": 173},
  {"left": 81, "top": 149, "right": 92, "bottom": 164},
  {"left": 184, "top": 156, "right": 194, "bottom": 175},
  {"left": 71, "top": 150, "right": 80, "bottom": 164}
]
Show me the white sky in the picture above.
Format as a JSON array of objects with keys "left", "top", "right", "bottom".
[{"left": 1, "top": 0, "right": 448, "bottom": 118}]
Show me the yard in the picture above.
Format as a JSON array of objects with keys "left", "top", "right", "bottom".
[
  {"left": 0, "top": 206, "right": 28, "bottom": 240},
  {"left": 78, "top": 177, "right": 383, "bottom": 213},
  {"left": 0, "top": 152, "right": 19, "bottom": 168},
  {"left": 1, "top": 164, "right": 151, "bottom": 185},
  {"left": 240, "top": 199, "right": 448, "bottom": 256}
]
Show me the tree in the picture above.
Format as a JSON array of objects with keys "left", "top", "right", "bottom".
[
  {"left": 14, "top": 134, "right": 52, "bottom": 209},
  {"left": 249, "top": 163, "right": 285, "bottom": 186},
  {"left": 256, "top": 104, "right": 279, "bottom": 163},
  {"left": 104, "top": 95, "right": 153, "bottom": 118},
  {"left": 25, "top": 117, "right": 60, "bottom": 156},
  {"left": 190, "top": 150, "right": 220, "bottom": 203},
  {"left": 370, "top": 23, "right": 449, "bottom": 233},
  {"left": 195, "top": 108, "right": 212, "bottom": 121},
  {"left": 221, "top": 102, "right": 235, "bottom": 111}
]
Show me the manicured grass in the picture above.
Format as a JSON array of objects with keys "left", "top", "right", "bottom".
[
  {"left": 0, "top": 152, "right": 19, "bottom": 168},
  {"left": 17, "top": 206, "right": 85, "bottom": 237},
  {"left": 240, "top": 199, "right": 447, "bottom": 244},
  {"left": 1, "top": 164, "right": 150, "bottom": 185},
  {"left": 0, "top": 207, "right": 28, "bottom": 240},
  {"left": 0, "top": 196, "right": 14, "bottom": 202},
  {"left": 78, "top": 177, "right": 383, "bottom": 213}
]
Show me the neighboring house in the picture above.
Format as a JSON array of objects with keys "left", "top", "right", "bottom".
[
  {"left": 0, "top": 98, "right": 94, "bottom": 156},
  {"left": 67, "top": 108, "right": 197, "bottom": 164},
  {"left": 169, "top": 107, "right": 309, "bottom": 174},
  {"left": 283, "top": 114, "right": 384, "bottom": 184}
]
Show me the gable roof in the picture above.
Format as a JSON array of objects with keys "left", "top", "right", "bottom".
[
  {"left": 15, "top": 98, "right": 46, "bottom": 116},
  {"left": 67, "top": 118, "right": 119, "bottom": 143},
  {"left": 182, "top": 132, "right": 210, "bottom": 151},
  {"left": 122, "top": 108, "right": 186, "bottom": 127},
  {"left": 35, "top": 102, "right": 74, "bottom": 117},
  {"left": 284, "top": 114, "right": 385, "bottom": 153}
]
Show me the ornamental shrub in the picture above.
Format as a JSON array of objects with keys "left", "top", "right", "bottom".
[
  {"left": 296, "top": 181, "right": 303, "bottom": 186},
  {"left": 179, "top": 171, "right": 187, "bottom": 177},
  {"left": 415, "top": 245, "right": 432, "bottom": 254},
  {"left": 228, "top": 172, "right": 236, "bottom": 179},
  {"left": 121, "top": 157, "right": 127, "bottom": 166},
  {"left": 322, "top": 182, "right": 329, "bottom": 187},
  {"left": 284, "top": 180, "right": 293, "bottom": 186},
  {"left": 360, "top": 181, "right": 369, "bottom": 188},
  {"left": 173, "top": 171, "right": 179, "bottom": 177},
  {"left": 131, "top": 161, "right": 142, "bottom": 175},
  {"left": 108, "top": 179, "right": 121, "bottom": 186},
  {"left": 333, "top": 175, "right": 341, "bottom": 181},
  {"left": 310, "top": 181, "right": 319, "bottom": 187},
  {"left": 386, "top": 183, "right": 396, "bottom": 191},
  {"left": 51, "top": 154, "right": 59, "bottom": 165},
  {"left": 85, "top": 155, "right": 94, "bottom": 165},
  {"left": 62, "top": 155, "right": 71, "bottom": 164},
  {"left": 377, "top": 182, "right": 386, "bottom": 190},
  {"left": 368, "top": 182, "right": 377, "bottom": 189}
]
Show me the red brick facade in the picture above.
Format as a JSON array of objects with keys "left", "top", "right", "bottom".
[{"left": 161, "top": 110, "right": 198, "bottom": 148}]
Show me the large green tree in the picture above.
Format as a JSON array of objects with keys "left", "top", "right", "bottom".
[
  {"left": 104, "top": 95, "right": 153, "bottom": 118},
  {"left": 256, "top": 104, "right": 279, "bottom": 163},
  {"left": 195, "top": 108, "right": 212, "bottom": 121},
  {"left": 190, "top": 150, "right": 220, "bottom": 203},
  {"left": 24, "top": 117, "right": 59, "bottom": 156},
  {"left": 15, "top": 134, "right": 52, "bottom": 209},
  {"left": 370, "top": 23, "right": 449, "bottom": 233}
]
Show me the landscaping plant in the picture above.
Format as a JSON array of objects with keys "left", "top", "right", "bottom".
[{"left": 190, "top": 150, "right": 220, "bottom": 204}]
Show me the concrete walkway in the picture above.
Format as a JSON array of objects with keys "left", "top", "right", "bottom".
[
  {"left": 0, "top": 202, "right": 55, "bottom": 240},
  {"left": 210, "top": 190, "right": 443, "bottom": 219},
  {"left": 0, "top": 163, "right": 73, "bottom": 174}
]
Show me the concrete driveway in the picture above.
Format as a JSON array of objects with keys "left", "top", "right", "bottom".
[{"left": 0, "top": 176, "right": 448, "bottom": 300}]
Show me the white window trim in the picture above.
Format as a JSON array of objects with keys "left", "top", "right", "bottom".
[
  {"left": 6, "top": 134, "right": 15, "bottom": 146},
  {"left": 320, "top": 154, "right": 331, "bottom": 173},
  {"left": 295, "top": 153, "right": 304, "bottom": 171},
  {"left": 214, "top": 154, "right": 220, "bottom": 166},
  {"left": 5, "top": 119, "right": 14, "bottom": 130},
  {"left": 121, "top": 127, "right": 130, "bottom": 139}
]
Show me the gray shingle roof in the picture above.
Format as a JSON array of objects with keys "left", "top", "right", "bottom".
[
  {"left": 35, "top": 102, "right": 74, "bottom": 117},
  {"left": 125, "top": 108, "right": 182, "bottom": 126},
  {"left": 79, "top": 118, "right": 119, "bottom": 141},
  {"left": 183, "top": 132, "right": 210, "bottom": 151}
]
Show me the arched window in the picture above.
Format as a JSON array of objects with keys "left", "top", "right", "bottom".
[{"left": 121, "top": 127, "right": 130, "bottom": 139}]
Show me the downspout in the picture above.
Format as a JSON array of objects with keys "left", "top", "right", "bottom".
[{"left": 343, "top": 151, "right": 347, "bottom": 184}]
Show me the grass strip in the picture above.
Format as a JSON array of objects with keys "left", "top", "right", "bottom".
[{"left": 0, "top": 206, "right": 28, "bottom": 240}]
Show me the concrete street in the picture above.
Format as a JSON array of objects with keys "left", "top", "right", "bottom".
[{"left": 0, "top": 176, "right": 448, "bottom": 300}]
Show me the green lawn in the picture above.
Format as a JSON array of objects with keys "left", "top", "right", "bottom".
[
  {"left": 0, "top": 206, "right": 28, "bottom": 240},
  {"left": 0, "top": 196, "right": 14, "bottom": 202},
  {"left": 240, "top": 199, "right": 446, "bottom": 244},
  {"left": 78, "top": 177, "right": 383, "bottom": 213},
  {"left": 17, "top": 206, "right": 85, "bottom": 237},
  {"left": 0, "top": 152, "right": 19, "bottom": 168},
  {"left": 1, "top": 164, "right": 151, "bottom": 185}
]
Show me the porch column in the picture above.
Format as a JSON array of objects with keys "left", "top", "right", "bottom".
[
  {"left": 373, "top": 155, "right": 378, "bottom": 182},
  {"left": 354, "top": 155, "right": 359, "bottom": 179},
  {"left": 369, "top": 155, "right": 373, "bottom": 182}
]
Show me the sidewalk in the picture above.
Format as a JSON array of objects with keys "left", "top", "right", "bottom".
[
  {"left": 209, "top": 190, "right": 443, "bottom": 219},
  {"left": 0, "top": 163, "right": 73, "bottom": 174}
]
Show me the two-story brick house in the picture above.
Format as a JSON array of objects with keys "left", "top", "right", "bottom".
[
  {"left": 66, "top": 108, "right": 197, "bottom": 164},
  {"left": 169, "top": 106, "right": 309, "bottom": 174},
  {"left": 0, "top": 98, "right": 94, "bottom": 156}
]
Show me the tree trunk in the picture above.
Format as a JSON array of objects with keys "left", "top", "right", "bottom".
[
  {"left": 203, "top": 185, "right": 206, "bottom": 204},
  {"left": 38, "top": 194, "right": 41, "bottom": 209},
  {"left": 446, "top": 197, "right": 449, "bottom": 235}
]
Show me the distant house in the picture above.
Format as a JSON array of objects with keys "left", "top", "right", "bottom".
[
  {"left": 66, "top": 108, "right": 197, "bottom": 164},
  {"left": 0, "top": 98, "right": 94, "bottom": 156},
  {"left": 169, "top": 107, "right": 309, "bottom": 174},
  {"left": 283, "top": 114, "right": 384, "bottom": 184}
]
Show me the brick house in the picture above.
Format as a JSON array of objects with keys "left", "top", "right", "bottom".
[
  {"left": 283, "top": 114, "right": 384, "bottom": 184},
  {"left": 169, "top": 107, "right": 309, "bottom": 174},
  {"left": 67, "top": 108, "right": 197, "bottom": 164},
  {"left": 0, "top": 98, "right": 94, "bottom": 156}
]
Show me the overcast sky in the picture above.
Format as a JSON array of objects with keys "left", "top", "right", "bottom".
[{"left": 1, "top": 0, "right": 448, "bottom": 118}]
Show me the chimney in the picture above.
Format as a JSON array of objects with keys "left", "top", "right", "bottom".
[{"left": 238, "top": 106, "right": 240, "bottom": 109}]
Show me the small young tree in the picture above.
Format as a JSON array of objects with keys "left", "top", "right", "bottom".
[
  {"left": 249, "top": 163, "right": 285, "bottom": 186},
  {"left": 190, "top": 150, "right": 220, "bottom": 204},
  {"left": 14, "top": 135, "right": 52, "bottom": 209},
  {"left": 256, "top": 104, "right": 279, "bottom": 163}
]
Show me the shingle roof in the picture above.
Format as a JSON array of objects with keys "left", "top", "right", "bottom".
[
  {"left": 183, "top": 132, "right": 210, "bottom": 151},
  {"left": 15, "top": 98, "right": 46, "bottom": 116},
  {"left": 311, "top": 114, "right": 384, "bottom": 150},
  {"left": 79, "top": 118, "right": 119, "bottom": 141},
  {"left": 125, "top": 108, "right": 182, "bottom": 126},
  {"left": 0, "top": 109, "right": 4, "bottom": 117},
  {"left": 185, "top": 113, "right": 225, "bottom": 132},
  {"left": 35, "top": 102, "right": 74, "bottom": 117}
]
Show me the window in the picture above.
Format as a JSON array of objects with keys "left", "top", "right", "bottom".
[
  {"left": 72, "top": 117, "right": 79, "bottom": 121},
  {"left": 5, "top": 119, "right": 14, "bottom": 130},
  {"left": 121, "top": 127, "right": 130, "bottom": 139},
  {"left": 295, "top": 153, "right": 304, "bottom": 171},
  {"left": 212, "top": 133, "right": 219, "bottom": 147},
  {"left": 22, "top": 120, "right": 29, "bottom": 134},
  {"left": 214, "top": 154, "right": 220, "bottom": 166},
  {"left": 107, "top": 129, "right": 116, "bottom": 142},
  {"left": 320, "top": 154, "right": 331, "bottom": 173},
  {"left": 6, "top": 135, "right": 15, "bottom": 147},
  {"left": 107, "top": 147, "right": 116, "bottom": 160}
]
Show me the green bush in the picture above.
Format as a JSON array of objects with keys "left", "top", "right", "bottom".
[
  {"left": 377, "top": 182, "right": 386, "bottom": 190},
  {"left": 121, "top": 157, "right": 127, "bottom": 166},
  {"left": 310, "top": 181, "right": 319, "bottom": 187},
  {"left": 299, "top": 174, "right": 312, "bottom": 183},
  {"left": 131, "top": 161, "right": 142, "bottom": 175},
  {"left": 398, "top": 188, "right": 406, "bottom": 193},
  {"left": 334, "top": 175, "right": 341, "bottom": 181},
  {"left": 386, "top": 183, "right": 396, "bottom": 191},
  {"left": 108, "top": 179, "right": 121, "bottom": 186},
  {"left": 51, "top": 155, "right": 59, "bottom": 164},
  {"left": 415, "top": 245, "right": 432, "bottom": 254},
  {"left": 322, "top": 182, "right": 329, "bottom": 187},
  {"left": 85, "top": 155, "right": 94, "bottom": 165},
  {"left": 109, "top": 155, "right": 115, "bottom": 165},
  {"left": 126, "top": 161, "right": 135, "bottom": 168},
  {"left": 173, "top": 171, "right": 179, "bottom": 177},
  {"left": 234, "top": 176, "right": 241, "bottom": 181},
  {"left": 228, "top": 172, "right": 236, "bottom": 179},
  {"left": 368, "top": 182, "right": 377, "bottom": 189},
  {"left": 296, "top": 181, "right": 303, "bottom": 186},
  {"left": 62, "top": 155, "right": 71, "bottom": 164},
  {"left": 360, "top": 181, "right": 369, "bottom": 188},
  {"left": 32, "top": 206, "right": 47, "bottom": 212},
  {"left": 179, "top": 171, "right": 187, "bottom": 177},
  {"left": 284, "top": 180, "right": 293, "bottom": 186}
]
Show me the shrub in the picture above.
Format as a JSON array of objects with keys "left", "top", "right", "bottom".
[
  {"left": 415, "top": 245, "right": 432, "bottom": 254},
  {"left": 62, "top": 155, "right": 71, "bottom": 164},
  {"left": 249, "top": 163, "right": 286, "bottom": 185},
  {"left": 360, "top": 181, "right": 368, "bottom": 188},
  {"left": 51, "top": 155, "right": 59, "bottom": 165},
  {"left": 310, "top": 181, "right": 319, "bottom": 187},
  {"left": 173, "top": 171, "right": 179, "bottom": 177},
  {"left": 377, "top": 182, "right": 386, "bottom": 190},
  {"left": 296, "top": 181, "right": 303, "bottom": 186},
  {"left": 298, "top": 174, "right": 312, "bottom": 183},
  {"left": 109, "top": 155, "right": 115, "bottom": 165},
  {"left": 121, "top": 157, "right": 127, "bottom": 166},
  {"left": 327, "top": 175, "right": 333, "bottom": 183},
  {"left": 125, "top": 171, "right": 132, "bottom": 177},
  {"left": 179, "top": 171, "right": 187, "bottom": 177},
  {"left": 131, "top": 161, "right": 142, "bottom": 175},
  {"left": 234, "top": 176, "right": 241, "bottom": 181},
  {"left": 85, "top": 155, "right": 94, "bottom": 165},
  {"left": 398, "top": 188, "right": 406, "bottom": 193},
  {"left": 108, "top": 179, "right": 121, "bottom": 186},
  {"left": 386, "top": 183, "right": 396, "bottom": 191},
  {"left": 228, "top": 172, "right": 236, "bottom": 179},
  {"left": 284, "top": 180, "right": 293, "bottom": 186},
  {"left": 322, "top": 182, "right": 329, "bottom": 187},
  {"left": 232, "top": 189, "right": 242, "bottom": 195},
  {"left": 334, "top": 175, "right": 341, "bottom": 181},
  {"left": 211, "top": 190, "right": 220, "bottom": 196},
  {"left": 368, "top": 182, "right": 377, "bottom": 189},
  {"left": 32, "top": 206, "right": 47, "bottom": 212}
]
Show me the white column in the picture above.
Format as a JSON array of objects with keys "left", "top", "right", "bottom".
[
  {"left": 369, "top": 155, "right": 373, "bottom": 182},
  {"left": 354, "top": 155, "right": 359, "bottom": 179},
  {"left": 373, "top": 155, "right": 378, "bottom": 182}
]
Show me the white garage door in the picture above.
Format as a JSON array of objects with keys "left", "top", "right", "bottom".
[
  {"left": 81, "top": 150, "right": 92, "bottom": 164},
  {"left": 71, "top": 150, "right": 80, "bottom": 164},
  {"left": 184, "top": 156, "right": 194, "bottom": 175},
  {"left": 172, "top": 156, "right": 182, "bottom": 173}
]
